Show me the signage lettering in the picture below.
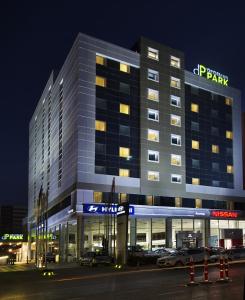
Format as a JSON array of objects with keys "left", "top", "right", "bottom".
[
  {"left": 193, "top": 64, "right": 228, "bottom": 86},
  {"left": 210, "top": 211, "right": 238, "bottom": 218},
  {"left": 83, "top": 204, "right": 134, "bottom": 215},
  {"left": 1, "top": 234, "right": 24, "bottom": 241}
]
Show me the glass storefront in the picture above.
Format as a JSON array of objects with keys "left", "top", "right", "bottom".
[
  {"left": 172, "top": 218, "right": 205, "bottom": 248},
  {"left": 210, "top": 219, "right": 245, "bottom": 248}
]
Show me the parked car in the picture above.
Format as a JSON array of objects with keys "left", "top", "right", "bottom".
[
  {"left": 45, "top": 252, "right": 56, "bottom": 263},
  {"left": 207, "top": 247, "right": 226, "bottom": 262},
  {"left": 80, "top": 251, "right": 113, "bottom": 267},
  {"left": 157, "top": 248, "right": 209, "bottom": 267},
  {"left": 227, "top": 247, "right": 245, "bottom": 260},
  {"left": 153, "top": 248, "right": 177, "bottom": 257}
]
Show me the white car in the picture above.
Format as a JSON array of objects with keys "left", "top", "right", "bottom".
[{"left": 157, "top": 248, "right": 209, "bottom": 267}]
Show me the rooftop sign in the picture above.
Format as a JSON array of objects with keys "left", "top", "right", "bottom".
[{"left": 193, "top": 64, "right": 228, "bottom": 86}]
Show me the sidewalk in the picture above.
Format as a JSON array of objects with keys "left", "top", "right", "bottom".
[{"left": 0, "top": 262, "right": 80, "bottom": 272}]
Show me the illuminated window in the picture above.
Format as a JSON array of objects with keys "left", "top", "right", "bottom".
[
  {"left": 148, "top": 47, "right": 159, "bottom": 60},
  {"left": 94, "top": 192, "right": 102, "bottom": 203},
  {"left": 120, "top": 193, "right": 127, "bottom": 202},
  {"left": 171, "top": 174, "right": 182, "bottom": 184},
  {"left": 148, "top": 109, "right": 159, "bottom": 122},
  {"left": 148, "top": 129, "right": 159, "bottom": 142},
  {"left": 146, "top": 195, "right": 154, "bottom": 205},
  {"left": 119, "top": 168, "right": 130, "bottom": 177},
  {"left": 175, "top": 197, "right": 182, "bottom": 207},
  {"left": 191, "top": 103, "right": 199, "bottom": 113},
  {"left": 192, "top": 140, "right": 199, "bottom": 150},
  {"left": 170, "top": 95, "right": 181, "bottom": 107},
  {"left": 170, "top": 56, "right": 180, "bottom": 68},
  {"left": 120, "top": 103, "right": 130, "bottom": 115},
  {"left": 225, "top": 97, "right": 233, "bottom": 106},
  {"left": 171, "top": 134, "right": 181, "bottom": 146},
  {"left": 120, "top": 63, "right": 130, "bottom": 73},
  {"left": 170, "top": 114, "right": 181, "bottom": 127},
  {"left": 226, "top": 131, "right": 233, "bottom": 139},
  {"left": 119, "top": 147, "right": 130, "bottom": 158},
  {"left": 192, "top": 178, "right": 200, "bottom": 185},
  {"left": 195, "top": 198, "right": 202, "bottom": 208},
  {"left": 95, "top": 120, "right": 106, "bottom": 131},
  {"left": 171, "top": 154, "right": 181, "bottom": 166},
  {"left": 96, "top": 76, "right": 106, "bottom": 87},
  {"left": 227, "top": 165, "right": 233, "bottom": 174},
  {"left": 148, "top": 150, "right": 159, "bottom": 163},
  {"left": 170, "top": 77, "right": 181, "bottom": 89},
  {"left": 147, "top": 171, "right": 159, "bottom": 181},
  {"left": 96, "top": 55, "right": 105, "bottom": 66},
  {"left": 148, "top": 69, "right": 159, "bottom": 82},
  {"left": 212, "top": 145, "right": 219, "bottom": 154},
  {"left": 147, "top": 88, "right": 159, "bottom": 101}
]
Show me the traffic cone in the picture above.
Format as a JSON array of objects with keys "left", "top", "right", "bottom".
[
  {"left": 200, "top": 255, "right": 212, "bottom": 284},
  {"left": 216, "top": 254, "right": 227, "bottom": 283},
  {"left": 186, "top": 256, "right": 199, "bottom": 286}
]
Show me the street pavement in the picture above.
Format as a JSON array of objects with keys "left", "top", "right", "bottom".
[{"left": 0, "top": 262, "right": 245, "bottom": 299}]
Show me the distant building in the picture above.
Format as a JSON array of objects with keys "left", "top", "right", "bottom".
[
  {"left": 28, "top": 33, "right": 245, "bottom": 262},
  {"left": 0, "top": 205, "right": 27, "bottom": 235}
]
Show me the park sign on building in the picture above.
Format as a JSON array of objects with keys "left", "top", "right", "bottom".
[
  {"left": 1, "top": 233, "right": 24, "bottom": 241},
  {"left": 193, "top": 64, "right": 229, "bottom": 86}
]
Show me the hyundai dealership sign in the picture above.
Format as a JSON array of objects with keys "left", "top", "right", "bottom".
[{"left": 83, "top": 204, "right": 134, "bottom": 215}]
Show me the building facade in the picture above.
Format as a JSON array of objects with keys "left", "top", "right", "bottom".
[{"left": 28, "top": 33, "right": 245, "bottom": 262}]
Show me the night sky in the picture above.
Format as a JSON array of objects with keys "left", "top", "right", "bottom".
[{"left": 1, "top": 1, "right": 245, "bottom": 206}]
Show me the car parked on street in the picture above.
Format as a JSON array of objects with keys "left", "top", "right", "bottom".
[
  {"left": 226, "top": 247, "right": 245, "bottom": 260},
  {"left": 80, "top": 251, "right": 113, "bottom": 267},
  {"left": 157, "top": 248, "right": 209, "bottom": 267}
]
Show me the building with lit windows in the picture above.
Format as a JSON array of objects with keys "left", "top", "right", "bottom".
[{"left": 28, "top": 33, "right": 245, "bottom": 262}]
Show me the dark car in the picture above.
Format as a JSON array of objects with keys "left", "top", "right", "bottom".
[
  {"left": 80, "top": 251, "right": 113, "bottom": 267},
  {"left": 227, "top": 247, "right": 245, "bottom": 260},
  {"left": 45, "top": 252, "right": 56, "bottom": 263}
]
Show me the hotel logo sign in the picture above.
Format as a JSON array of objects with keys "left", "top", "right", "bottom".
[{"left": 193, "top": 64, "right": 228, "bottom": 86}]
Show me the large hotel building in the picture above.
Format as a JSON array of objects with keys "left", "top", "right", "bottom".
[{"left": 28, "top": 33, "right": 245, "bottom": 261}]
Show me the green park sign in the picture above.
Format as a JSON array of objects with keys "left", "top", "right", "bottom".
[{"left": 193, "top": 64, "right": 228, "bottom": 86}]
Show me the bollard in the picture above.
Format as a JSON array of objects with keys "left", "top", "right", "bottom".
[
  {"left": 186, "top": 256, "right": 199, "bottom": 286},
  {"left": 224, "top": 255, "right": 232, "bottom": 282},
  {"left": 243, "top": 277, "right": 245, "bottom": 300},
  {"left": 216, "top": 254, "right": 227, "bottom": 283},
  {"left": 200, "top": 255, "right": 212, "bottom": 284}
]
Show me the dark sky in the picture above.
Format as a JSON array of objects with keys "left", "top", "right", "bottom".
[{"left": 1, "top": 1, "right": 245, "bottom": 206}]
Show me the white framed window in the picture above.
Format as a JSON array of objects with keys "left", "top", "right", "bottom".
[
  {"left": 148, "top": 150, "right": 159, "bottom": 163},
  {"left": 170, "top": 56, "right": 181, "bottom": 68},
  {"left": 171, "top": 134, "right": 181, "bottom": 146},
  {"left": 170, "top": 95, "right": 181, "bottom": 107},
  {"left": 170, "top": 76, "right": 181, "bottom": 89},
  {"left": 148, "top": 47, "right": 159, "bottom": 61},
  {"left": 148, "top": 171, "right": 160, "bottom": 181},
  {"left": 148, "top": 129, "right": 159, "bottom": 142},
  {"left": 170, "top": 114, "right": 181, "bottom": 127},
  {"left": 148, "top": 69, "right": 159, "bottom": 82},
  {"left": 147, "top": 109, "right": 159, "bottom": 122},
  {"left": 147, "top": 88, "right": 159, "bottom": 101},
  {"left": 171, "top": 174, "right": 182, "bottom": 184},
  {"left": 171, "top": 154, "right": 181, "bottom": 166}
]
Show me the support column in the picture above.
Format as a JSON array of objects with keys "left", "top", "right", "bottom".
[
  {"left": 205, "top": 219, "right": 210, "bottom": 247},
  {"left": 77, "top": 215, "right": 85, "bottom": 259},
  {"left": 165, "top": 218, "right": 172, "bottom": 248},
  {"left": 129, "top": 218, "right": 137, "bottom": 247}
]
